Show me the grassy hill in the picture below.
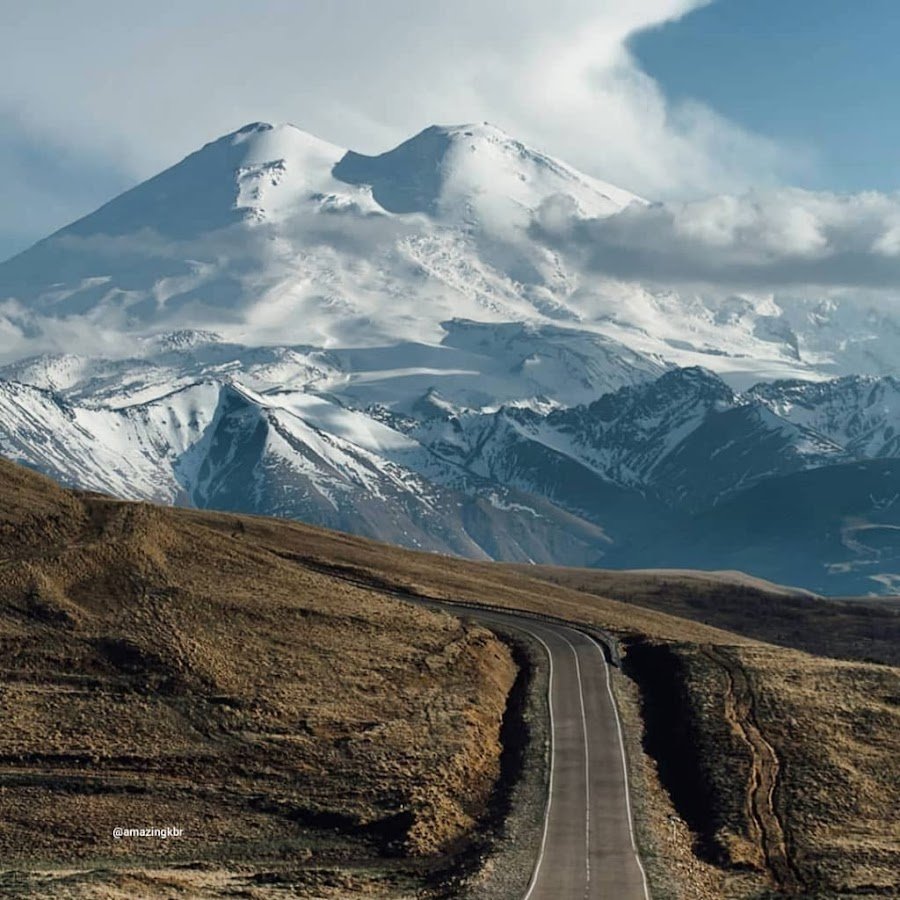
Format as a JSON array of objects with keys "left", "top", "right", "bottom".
[
  {"left": 0, "top": 459, "right": 896, "bottom": 898},
  {"left": 501, "top": 564, "right": 900, "bottom": 667}
]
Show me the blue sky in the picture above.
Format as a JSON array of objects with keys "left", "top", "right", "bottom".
[
  {"left": 631, "top": 0, "right": 900, "bottom": 193},
  {"left": 1, "top": 1, "right": 898, "bottom": 261}
]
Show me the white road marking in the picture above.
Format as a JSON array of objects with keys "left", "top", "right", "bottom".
[
  {"left": 522, "top": 629, "right": 556, "bottom": 900},
  {"left": 439, "top": 603, "right": 650, "bottom": 900},
  {"left": 557, "top": 630, "right": 593, "bottom": 897},
  {"left": 587, "top": 633, "right": 652, "bottom": 900}
]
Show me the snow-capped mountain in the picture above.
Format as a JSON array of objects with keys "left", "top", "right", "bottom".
[
  {"left": 3, "top": 120, "right": 900, "bottom": 593},
  {"left": 749, "top": 375, "right": 900, "bottom": 459},
  {"left": 0, "top": 320, "right": 667, "bottom": 412},
  {"left": 0, "top": 374, "right": 610, "bottom": 563},
  {"left": 0, "top": 122, "right": 644, "bottom": 357},
  {"left": 0, "top": 119, "right": 891, "bottom": 385},
  {"left": 0, "top": 351, "right": 897, "bottom": 590},
  {"left": 405, "top": 367, "right": 849, "bottom": 514}
]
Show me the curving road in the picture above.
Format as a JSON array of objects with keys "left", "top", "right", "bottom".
[{"left": 439, "top": 603, "right": 651, "bottom": 900}]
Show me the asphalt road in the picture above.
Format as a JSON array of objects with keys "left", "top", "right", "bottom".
[{"left": 445, "top": 604, "right": 651, "bottom": 900}]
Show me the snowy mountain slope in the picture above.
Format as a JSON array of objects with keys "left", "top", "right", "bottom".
[
  {"left": 0, "top": 352, "right": 877, "bottom": 531},
  {"left": 0, "top": 320, "right": 667, "bottom": 412},
  {"left": 749, "top": 375, "right": 900, "bottom": 459},
  {"left": 648, "top": 402, "right": 847, "bottom": 509},
  {"left": 405, "top": 367, "right": 848, "bottom": 514},
  {"left": 402, "top": 399, "right": 674, "bottom": 539},
  {"left": 0, "top": 379, "right": 222, "bottom": 501},
  {"left": 0, "top": 355, "right": 898, "bottom": 591},
  {"left": 0, "top": 121, "right": 640, "bottom": 351},
  {"left": 101, "top": 123, "right": 360, "bottom": 235},
  {"left": 0, "top": 340, "right": 341, "bottom": 409},
  {"left": 0, "top": 120, "right": 884, "bottom": 384},
  {"left": 0, "top": 375, "right": 613, "bottom": 564},
  {"left": 327, "top": 320, "right": 670, "bottom": 411},
  {"left": 333, "top": 122, "right": 640, "bottom": 223},
  {"left": 542, "top": 367, "right": 737, "bottom": 488}
]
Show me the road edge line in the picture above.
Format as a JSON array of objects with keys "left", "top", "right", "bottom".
[{"left": 522, "top": 629, "right": 556, "bottom": 900}]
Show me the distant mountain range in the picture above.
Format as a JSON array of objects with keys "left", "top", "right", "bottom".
[{"left": 2, "top": 121, "right": 900, "bottom": 594}]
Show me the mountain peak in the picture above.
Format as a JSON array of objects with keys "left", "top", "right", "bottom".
[
  {"left": 8, "top": 118, "right": 638, "bottom": 260},
  {"left": 423, "top": 121, "right": 507, "bottom": 138},
  {"left": 0, "top": 118, "right": 649, "bottom": 358},
  {"left": 2, "top": 122, "right": 353, "bottom": 263},
  {"left": 231, "top": 121, "right": 274, "bottom": 135},
  {"left": 584, "top": 365, "right": 733, "bottom": 424},
  {"left": 225, "top": 120, "right": 345, "bottom": 157},
  {"left": 333, "top": 122, "right": 640, "bottom": 219}
]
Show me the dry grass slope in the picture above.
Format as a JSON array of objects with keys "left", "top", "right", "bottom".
[
  {"left": 0, "top": 461, "right": 516, "bottom": 896},
  {"left": 501, "top": 564, "right": 900, "bottom": 666},
  {"left": 209, "top": 509, "right": 898, "bottom": 897},
  {"left": 0, "top": 458, "right": 897, "bottom": 898}
]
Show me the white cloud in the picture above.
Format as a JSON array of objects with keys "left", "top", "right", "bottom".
[
  {"left": 0, "top": 0, "right": 802, "bottom": 258},
  {"left": 534, "top": 187, "right": 900, "bottom": 289}
]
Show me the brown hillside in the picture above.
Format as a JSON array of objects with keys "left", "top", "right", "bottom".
[
  {"left": 0, "top": 458, "right": 897, "bottom": 898},
  {"left": 0, "top": 461, "right": 515, "bottom": 897},
  {"left": 499, "top": 564, "right": 900, "bottom": 667}
]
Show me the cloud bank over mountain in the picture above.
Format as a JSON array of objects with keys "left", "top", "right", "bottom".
[{"left": 535, "top": 187, "right": 900, "bottom": 292}]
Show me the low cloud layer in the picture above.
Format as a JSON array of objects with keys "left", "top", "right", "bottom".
[{"left": 535, "top": 188, "right": 900, "bottom": 291}]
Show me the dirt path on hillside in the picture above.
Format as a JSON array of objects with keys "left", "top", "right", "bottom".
[{"left": 703, "top": 647, "right": 803, "bottom": 894}]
